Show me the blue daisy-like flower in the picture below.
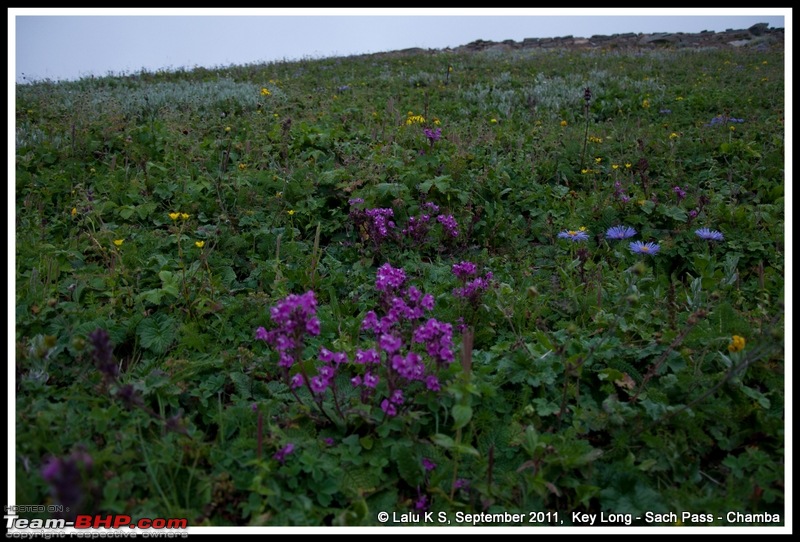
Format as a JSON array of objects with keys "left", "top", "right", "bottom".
[
  {"left": 606, "top": 225, "right": 637, "bottom": 240},
  {"left": 695, "top": 228, "right": 724, "bottom": 241},
  {"left": 629, "top": 241, "right": 661, "bottom": 256},
  {"left": 557, "top": 229, "right": 590, "bottom": 242}
]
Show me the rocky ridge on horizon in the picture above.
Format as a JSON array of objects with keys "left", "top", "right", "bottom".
[{"left": 383, "top": 22, "right": 783, "bottom": 57}]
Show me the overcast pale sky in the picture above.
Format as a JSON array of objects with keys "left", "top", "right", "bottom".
[{"left": 9, "top": 8, "right": 789, "bottom": 83}]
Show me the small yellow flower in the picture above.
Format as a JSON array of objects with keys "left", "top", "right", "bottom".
[
  {"left": 195, "top": 241, "right": 205, "bottom": 248},
  {"left": 762, "top": 60, "right": 768, "bottom": 65},
  {"left": 169, "top": 212, "right": 180, "bottom": 221},
  {"left": 448, "top": 66, "right": 453, "bottom": 73},
  {"left": 729, "top": 125, "right": 736, "bottom": 132},
  {"left": 490, "top": 118, "right": 497, "bottom": 124},
  {"left": 261, "top": 87, "right": 271, "bottom": 96},
  {"left": 113, "top": 239, "right": 124, "bottom": 247},
  {"left": 612, "top": 164, "right": 620, "bottom": 170},
  {"left": 638, "top": 199, "right": 647, "bottom": 206},
  {"left": 728, "top": 335, "right": 746, "bottom": 353},
  {"left": 761, "top": 77, "right": 768, "bottom": 82},
  {"left": 225, "top": 126, "right": 231, "bottom": 133},
  {"left": 433, "top": 118, "right": 441, "bottom": 125},
  {"left": 669, "top": 132, "right": 679, "bottom": 139},
  {"left": 90, "top": 168, "right": 96, "bottom": 174},
  {"left": 595, "top": 157, "right": 602, "bottom": 164},
  {"left": 675, "top": 96, "right": 684, "bottom": 101},
  {"left": 238, "top": 163, "right": 247, "bottom": 171},
  {"left": 642, "top": 99, "right": 650, "bottom": 109},
  {"left": 581, "top": 168, "right": 589, "bottom": 174},
  {"left": 71, "top": 207, "right": 77, "bottom": 216},
  {"left": 560, "top": 120, "right": 568, "bottom": 127},
  {"left": 180, "top": 213, "right": 190, "bottom": 220},
  {"left": 288, "top": 209, "right": 295, "bottom": 216},
  {"left": 625, "top": 162, "right": 632, "bottom": 169},
  {"left": 578, "top": 226, "right": 587, "bottom": 232},
  {"left": 276, "top": 191, "right": 283, "bottom": 199}
]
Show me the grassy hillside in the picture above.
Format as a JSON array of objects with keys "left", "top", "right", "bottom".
[{"left": 14, "top": 41, "right": 785, "bottom": 527}]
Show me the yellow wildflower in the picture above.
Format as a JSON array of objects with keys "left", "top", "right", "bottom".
[
  {"left": 612, "top": 164, "right": 620, "bottom": 170},
  {"left": 113, "top": 239, "right": 124, "bottom": 247},
  {"left": 195, "top": 241, "right": 205, "bottom": 248},
  {"left": 595, "top": 157, "right": 602, "bottom": 164},
  {"left": 560, "top": 120, "right": 568, "bottom": 127},
  {"left": 642, "top": 99, "right": 650, "bottom": 109},
  {"left": 169, "top": 212, "right": 180, "bottom": 221},
  {"left": 578, "top": 226, "right": 587, "bottom": 232},
  {"left": 261, "top": 87, "right": 271, "bottom": 96},
  {"left": 288, "top": 209, "right": 296, "bottom": 216},
  {"left": 729, "top": 126, "right": 736, "bottom": 132},
  {"left": 490, "top": 118, "right": 497, "bottom": 124},
  {"left": 625, "top": 162, "right": 632, "bottom": 169},
  {"left": 225, "top": 126, "right": 231, "bottom": 133},
  {"left": 71, "top": 207, "right": 77, "bottom": 216},
  {"left": 728, "top": 335, "right": 746, "bottom": 353},
  {"left": 180, "top": 213, "right": 190, "bottom": 220},
  {"left": 675, "top": 96, "right": 684, "bottom": 101},
  {"left": 669, "top": 132, "right": 679, "bottom": 139},
  {"left": 238, "top": 163, "right": 247, "bottom": 171},
  {"left": 276, "top": 191, "right": 283, "bottom": 199}
]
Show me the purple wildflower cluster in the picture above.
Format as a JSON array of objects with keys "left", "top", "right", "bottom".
[
  {"left": 255, "top": 291, "right": 320, "bottom": 368},
  {"left": 350, "top": 199, "right": 460, "bottom": 251},
  {"left": 452, "top": 261, "right": 494, "bottom": 306},
  {"left": 273, "top": 443, "right": 295, "bottom": 464},
  {"left": 366, "top": 208, "right": 396, "bottom": 241},
  {"left": 41, "top": 448, "right": 93, "bottom": 518},
  {"left": 401, "top": 202, "right": 440, "bottom": 244},
  {"left": 358, "top": 263, "right": 453, "bottom": 407},
  {"left": 423, "top": 127, "right": 442, "bottom": 144},
  {"left": 255, "top": 263, "right": 454, "bottom": 424},
  {"left": 613, "top": 180, "right": 631, "bottom": 204},
  {"left": 437, "top": 214, "right": 459, "bottom": 238},
  {"left": 673, "top": 185, "right": 687, "bottom": 202},
  {"left": 348, "top": 200, "right": 396, "bottom": 247}
]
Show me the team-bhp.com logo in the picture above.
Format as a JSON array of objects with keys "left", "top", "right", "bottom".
[{"left": 6, "top": 514, "right": 188, "bottom": 536}]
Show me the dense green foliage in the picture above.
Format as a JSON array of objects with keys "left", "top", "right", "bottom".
[{"left": 15, "top": 42, "right": 784, "bottom": 527}]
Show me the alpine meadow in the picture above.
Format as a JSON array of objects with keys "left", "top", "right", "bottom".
[{"left": 14, "top": 30, "right": 785, "bottom": 528}]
